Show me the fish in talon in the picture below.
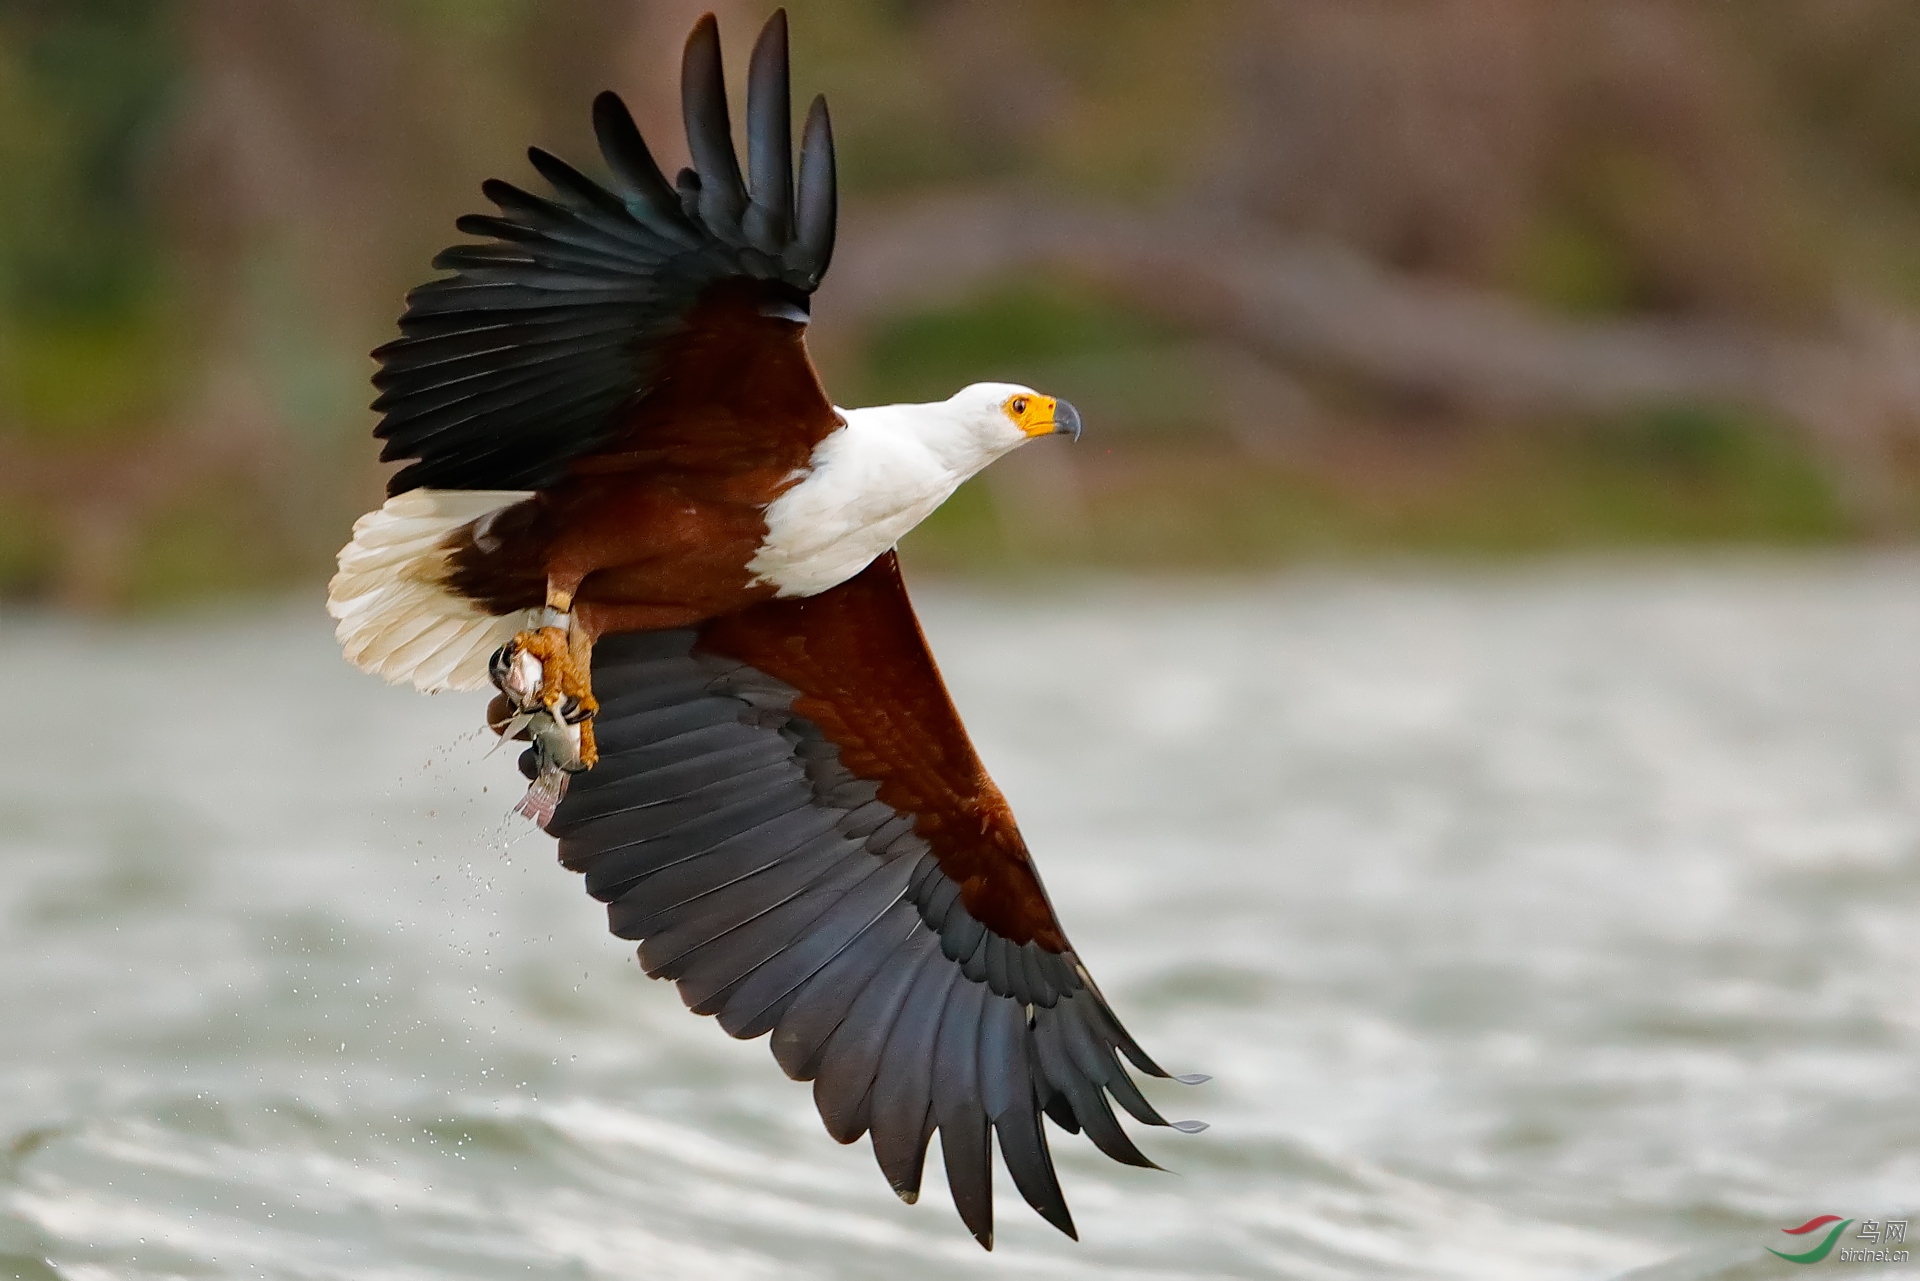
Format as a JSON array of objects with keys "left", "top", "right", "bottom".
[{"left": 488, "top": 641, "right": 588, "bottom": 824}]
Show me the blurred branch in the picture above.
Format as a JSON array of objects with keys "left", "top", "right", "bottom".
[
  {"left": 0, "top": 424, "right": 278, "bottom": 609},
  {"left": 825, "top": 193, "right": 1920, "bottom": 524}
]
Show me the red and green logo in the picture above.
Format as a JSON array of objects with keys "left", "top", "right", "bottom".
[{"left": 1769, "top": 1216, "right": 1852, "bottom": 1264}]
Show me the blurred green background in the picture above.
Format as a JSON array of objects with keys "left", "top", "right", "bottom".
[{"left": 10, "top": 0, "right": 1920, "bottom": 608}]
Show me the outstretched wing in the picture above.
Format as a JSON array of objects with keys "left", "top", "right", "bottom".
[
  {"left": 545, "top": 553, "right": 1204, "bottom": 1248},
  {"left": 372, "top": 10, "right": 838, "bottom": 496}
]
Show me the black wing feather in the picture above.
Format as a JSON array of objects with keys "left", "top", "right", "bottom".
[
  {"left": 931, "top": 978, "right": 994, "bottom": 1245},
  {"left": 680, "top": 14, "right": 749, "bottom": 237},
  {"left": 813, "top": 929, "right": 941, "bottom": 1143},
  {"left": 795, "top": 96, "right": 836, "bottom": 276},
  {"left": 744, "top": 11, "right": 794, "bottom": 251},
  {"left": 715, "top": 852, "right": 918, "bottom": 1035},
  {"left": 870, "top": 957, "right": 961, "bottom": 1198},
  {"left": 546, "top": 628, "right": 1199, "bottom": 1248},
  {"left": 772, "top": 901, "right": 922, "bottom": 1080},
  {"left": 374, "top": 11, "right": 833, "bottom": 495}
]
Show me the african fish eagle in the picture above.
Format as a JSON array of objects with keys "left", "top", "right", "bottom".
[{"left": 327, "top": 9, "right": 1201, "bottom": 1248}]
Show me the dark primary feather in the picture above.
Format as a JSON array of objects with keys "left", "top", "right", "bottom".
[
  {"left": 547, "top": 617, "right": 1201, "bottom": 1248},
  {"left": 812, "top": 928, "right": 940, "bottom": 1143},
  {"left": 870, "top": 958, "right": 961, "bottom": 1199},
  {"left": 795, "top": 97, "right": 836, "bottom": 274},
  {"left": 931, "top": 979, "right": 994, "bottom": 1239},
  {"left": 772, "top": 901, "right": 922, "bottom": 1080},
  {"left": 716, "top": 853, "right": 920, "bottom": 1036},
  {"left": 681, "top": 14, "right": 748, "bottom": 235},
  {"left": 371, "top": 9, "right": 835, "bottom": 496},
  {"left": 744, "top": 12, "right": 794, "bottom": 250},
  {"left": 590, "top": 91, "right": 691, "bottom": 237}
]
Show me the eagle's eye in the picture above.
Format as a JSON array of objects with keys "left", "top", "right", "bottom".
[{"left": 1011, "top": 397, "right": 1029, "bottom": 416}]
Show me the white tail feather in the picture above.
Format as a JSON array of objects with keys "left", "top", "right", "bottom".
[{"left": 327, "top": 489, "right": 537, "bottom": 693}]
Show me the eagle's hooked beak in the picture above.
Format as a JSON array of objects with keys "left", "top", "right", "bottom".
[{"left": 1051, "top": 400, "right": 1082, "bottom": 442}]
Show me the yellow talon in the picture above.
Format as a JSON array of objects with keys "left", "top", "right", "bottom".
[{"left": 500, "top": 624, "right": 599, "bottom": 768}]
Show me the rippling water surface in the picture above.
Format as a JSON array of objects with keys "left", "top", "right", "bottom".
[{"left": 4, "top": 558, "right": 1919, "bottom": 1280}]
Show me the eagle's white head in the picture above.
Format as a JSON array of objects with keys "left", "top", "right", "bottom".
[
  {"left": 745, "top": 381, "right": 1084, "bottom": 597},
  {"left": 873, "top": 379, "right": 1083, "bottom": 505},
  {"left": 866, "top": 380, "right": 1081, "bottom": 481},
  {"left": 935, "top": 381, "right": 1084, "bottom": 456}
]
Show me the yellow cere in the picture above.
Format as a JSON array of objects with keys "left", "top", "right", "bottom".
[{"left": 1006, "top": 393, "right": 1060, "bottom": 438}]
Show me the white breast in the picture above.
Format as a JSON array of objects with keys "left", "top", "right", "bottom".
[{"left": 745, "top": 407, "right": 974, "bottom": 598}]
